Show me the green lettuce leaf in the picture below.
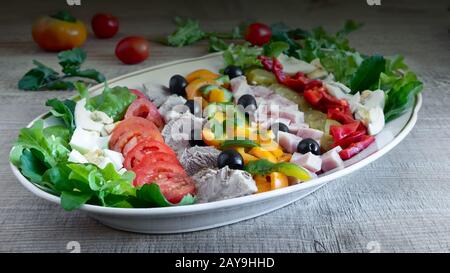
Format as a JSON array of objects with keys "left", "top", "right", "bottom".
[
  {"left": 45, "top": 98, "right": 76, "bottom": 133},
  {"left": 222, "top": 42, "right": 263, "bottom": 71},
  {"left": 76, "top": 82, "right": 137, "bottom": 121},
  {"left": 350, "top": 55, "right": 386, "bottom": 93},
  {"left": 136, "top": 183, "right": 196, "bottom": 207}
]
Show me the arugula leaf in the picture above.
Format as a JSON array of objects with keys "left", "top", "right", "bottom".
[
  {"left": 76, "top": 82, "right": 137, "bottom": 121},
  {"left": 58, "top": 48, "right": 105, "bottom": 83},
  {"left": 222, "top": 42, "right": 263, "bottom": 70},
  {"left": 208, "top": 36, "right": 229, "bottom": 53},
  {"left": 45, "top": 98, "right": 76, "bottom": 133},
  {"left": 350, "top": 55, "right": 386, "bottom": 93},
  {"left": 263, "top": 41, "right": 290, "bottom": 57},
  {"left": 166, "top": 17, "right": 206, "bottom": 47},
  {"left": 136, "top": 183, "right": 196, "bottom": 207},
  {"left": 18, "top": 48, "right": 105, "bottom": 91}
]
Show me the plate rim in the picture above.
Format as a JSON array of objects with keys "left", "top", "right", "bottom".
[{"left": 9, "top": 53, "right": 423, "bottom": 216}]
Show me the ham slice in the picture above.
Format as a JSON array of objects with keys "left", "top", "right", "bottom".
[
  {"left": 290, "top": 152, "right": 322, "bottom": 173},
  {"left": 321, "top": 146, "right": 344, "bottom": 172},
  {"left": 278, "top": 131, "right": 302, "bottom": 153},
  {"left": 296, "top": 127, "right": 324, "bottom": 141}
]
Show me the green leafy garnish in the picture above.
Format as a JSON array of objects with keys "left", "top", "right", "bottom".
[
  {"left": 165, "top": 16, "right": 242, "bottom": 47},
  {"left": 76, "top": 82, "right": 137, "bottom": 121},
  {"left": 223, "top": 42, "right": 263, "bottom": 71},
  {"left": 136, "top": 184, "right": 196, "bottom": 207},
  {"left": 350, "top": 55, "right": 386, "bottom": 93},
  {"left": 45, "top": 98, "right": 76, "bottom": 133},
  {"left": 18, "top": 48, "right": 105, "bottom": 91},
  {"left": 263, "top": 41, "right": 290, "bottom": 57}
]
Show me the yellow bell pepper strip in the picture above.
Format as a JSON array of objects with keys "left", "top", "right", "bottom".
[
  {"left": 248, "top": 147, "right": 277, "bottom": 163},
  {"left": 277, "top": 153, "right": 292, "bottom": 163},
  {"left": 208, "top": 88, "right": 233, "bottom": 103},
  {"left": 235, "top": 147, "right": 259, "bottom": 164},
  {"left": 220, "top": 139, "right": 259, "bottom": 150},
  {"left": 186, "top": 69, "right": 220, "bottom": 83},
  {"left": 260, "top": 140, "right": 283, "bottom": 158},
  {"left": 270, "top": 172, "right": 289, "bottom": 190},
  {"left": 254, "top": 175, "right": 271, "bottom": 193},
  {"left": 202, "top": 127, "right": 223, "bottom": 147},
  {"left": 185, "top": 78, "right": 217, "bottom": 107}
]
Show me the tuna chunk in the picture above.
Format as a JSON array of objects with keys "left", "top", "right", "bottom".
[
  {"left": 290, "top": 152, "right": 322, "bottom": 173},
  {"left": 296, "top": 127, "right": 324, "bottom": 142},
  {"left": 179, "top": 146, "right": 221, "bottom": 176},
  {"left": 158, "top": 95, "right": 187, "bottom": 122},
  {"left": 321, "top": 147, "right": 344, "bottom": 172},
  {"left": 278, "top": 131, "right": 302, "bottom": 153},
  {"left": 142, "top": 82, "right": 171, "bottom": 107},
  {"left": 161, "top": 112, "right": 203, "bottom": 156},
  {"left": 192, "top": 166, "right": 257, "bottom": 203}
]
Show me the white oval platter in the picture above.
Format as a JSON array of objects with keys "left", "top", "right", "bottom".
[{"left": 10, "top": 53, "right": 422, "bottom": 233}]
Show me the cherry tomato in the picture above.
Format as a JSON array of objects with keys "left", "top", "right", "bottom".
[
  {"left": 125, "top": 98, "right": 165, "bottom": 130},
  {"left": 115, "top": 36, "right": 149, "bottom": 64},
  {"left": 32, "top": 11, "right": 87, "bottom": 51},
  {"left": 245, "top": 23, "right": 272, "bottom": 46},
  {"left": 109, "top": 117, "right": 162, "bottom": 153},
  {"left": 91, "top": 13, "right": 119, "bottom": 39},
  {"left": 129, "top": 89, "right": 147, "bottom": 99}
]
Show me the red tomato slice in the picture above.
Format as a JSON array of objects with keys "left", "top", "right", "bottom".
[
  {"left": 109, "top": 117, "right": 163, "bottom": 153},
  {"left": 133, "top": 161, "right": 186, "bottom": 187},
  {"left": 125, "top": 98, "right": 165, "bottom": 130},
  {"left": 124, "top": 139, "right": 176, "bottom": 170},
  {"left": 154, "top": 173, "right": 196, "bottom": 204},
  {"left": 129, "top": 89, "right": 147, "bottom": 99}
]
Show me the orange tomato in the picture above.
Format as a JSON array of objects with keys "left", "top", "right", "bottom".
[{"left": 32, "top": 12, "right": 87, "bottom": 52}]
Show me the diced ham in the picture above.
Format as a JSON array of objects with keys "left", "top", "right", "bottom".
[
  {"left": 230, "top": 76, "right": 253, "bottom": 102},
  {"left": 288, "top": 122, "right": 309, "bottom": 134},
  {"left": 278, "top": 108, "right": 304, "bottom": 125},
  {"left": 321, "top": 147, "right": 344, "bottom": 172},
  {"left": 251, "top": 85, "right": 274, "bottom": 98},
  {"left": 277, "top": 131, "right": 302, "bottom": 153},
  {"left": 290, "top": 152, "right": 322, "bottom": 173},
  {"left": 259, "top": 117, "right": 291, "bottom": 130},
  {"left": 296, "top": 127, "right": 324, "bottom": 142}
]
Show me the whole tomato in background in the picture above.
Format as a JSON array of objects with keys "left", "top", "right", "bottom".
[
  {"left": 32, "top": 10, "right": 87, "bottom": 51},
  {"left": 115, "top": 36, "right": 150, "bottom": 64},
  {"left": 245, "top": 22, "right": 272, "bottom": 46},
  {"left": 91, "top": 13, "right": 119, "bottom": 38}
]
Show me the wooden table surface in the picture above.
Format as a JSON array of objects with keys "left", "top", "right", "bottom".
[{"left": 0, "top": 0, "right": 449, "bottom": 253}]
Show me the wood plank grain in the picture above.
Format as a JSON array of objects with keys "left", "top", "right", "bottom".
[{"left": 0, "top": 0, "right": 449, "bottom": 253}]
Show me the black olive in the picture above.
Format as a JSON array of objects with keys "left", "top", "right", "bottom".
[
  {"left": 217, "top": 149, "right": 244, "bottom": 170},
  {"left": 237, "top": 94, "right": 257, "bottom": 111},
  {"left": 297, "top": 138, "right": 321, "bottom": 155},
  {"left": 223, "top": 65, "right": 244, "bottom": 79},
  {"left": 185, "top": 100, "right": 201, "bottom": 116},
  {"left": 169, "top": 75, "right": 187, "bottom": 96},
  {"left": 270, "top": 122, "right": 289, "bottom": 137},
  {"left": 189, "top": 129, "right": 205, "bottom": 147}
]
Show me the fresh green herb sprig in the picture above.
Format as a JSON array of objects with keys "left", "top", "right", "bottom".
[{"left": 18, "top": 48, "right": 105, "bottom": 91}]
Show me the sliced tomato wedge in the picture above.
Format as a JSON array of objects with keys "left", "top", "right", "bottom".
[
  {"left": 129, "top": 89, "right": 147, "bottom": 99},
  {"left": 124, "top": 139, "right": 176, "bottom": 170},
  {"left": 109, "top": 117, "right": 163, "bottom": 154},
  {"left": 153, "top": 173, "right": 196, "bottom": 204},
  {"left": 133, "top": 160, "right": 186, "bottom": 186},
  {"left": 125, "top": 98, "right": 165, "bottom": 130}
]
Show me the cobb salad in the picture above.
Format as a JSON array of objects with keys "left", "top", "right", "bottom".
[{"left": 10, "top": 21, "right": 422, "bottom": 211}]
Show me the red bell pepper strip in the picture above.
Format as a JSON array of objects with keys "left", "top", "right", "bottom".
[
  {"left": 333, "top": 130, "right": 367, "bottom": 149},
  {"left": 329, "top": 121, "right": 361, "bottom": 141},
  {"left": 339, "top": 135, "right": 375, "bottom": 160},
  {"left": 327, "top": 108, "right": 356, "bottom": 124}
]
